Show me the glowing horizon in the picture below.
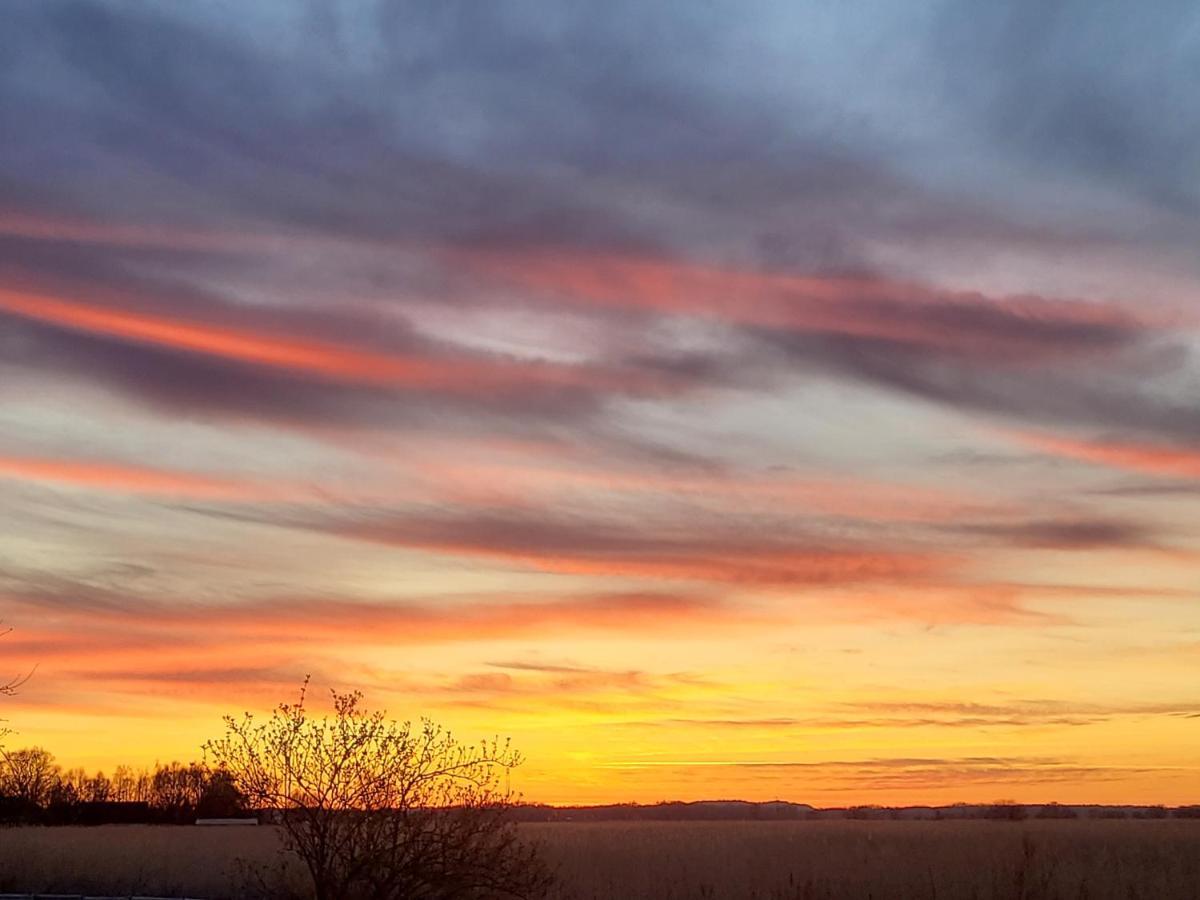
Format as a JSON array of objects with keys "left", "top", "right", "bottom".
[{"left": 1, "top": 1, "right": 1198, "bottom": 808}]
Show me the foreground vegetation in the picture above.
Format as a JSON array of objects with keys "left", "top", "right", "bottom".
[
  {"left": 1, "top": 682, "right": 548, "bottom": 898},
  {"left": 0, "top": 820, "right": 1197, "bottom": 899},
  {"left": 0, "top": 748, "right": 245, "bottom": 824}
]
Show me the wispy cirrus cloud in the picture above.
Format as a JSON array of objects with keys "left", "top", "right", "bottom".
[
  {"left": 946, "top": 517, "right": 1162, "bottom": 552},
  {"left": 458, "top": 247, "right": 1151, "bottom": 362},
  {"left": 290, "top": 506, "right": 952, "bottom": 586},
  {"left": 3, "top": 0, "right": 1200, "bottom": 803},
  {"left": 600, "top": 756, "right": 1172, "bottom": 790},
  {"left": 0, "top": 454, "right": 278, "bottom": 501},
  {"left": 0, "top": 285, "right": 686, "bottom": 406},
  {"left": 1013, "top": 431, "right": 1200, "bottom": 480}
]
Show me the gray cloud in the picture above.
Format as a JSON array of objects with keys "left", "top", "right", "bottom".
[
  {"left": 935, "top": 0, "right": 1200, "bottom": 218},
  {"left": 947, "top": 517, "right": 1159, "bottom": 551},
  {"left": 4, "top": 0, "right": 1198, "bottom": 454},
  {"left": 218, "top": 503, "right": 946, "bottom": 586},
  {"left": 10, "top": 0, "right": 1189, "bottom": 264},
  {"left": 767, "top": 330, "right": 1200, "bottom": 444}
]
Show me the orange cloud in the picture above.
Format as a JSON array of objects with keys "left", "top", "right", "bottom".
[
  {"left": 0, "top": 591, "right": 758, "bottom": 705},
  {"left": 1014, "top": 431, "right": 1200, "bottom": 479},
  {"left": 0, "top": 287, "right": 665, "bottom": 396},
  {"left": 800, "top": 581, "right": 1069, "bottom": 627},
  {"left": 0, "top": 210, "right": 371, "bottom": 259},
  {"left": 4, "top": 590, "right": 754, "bottom": 654},
  {"left": 0, "top": 455, "right": 276, "bottom": 501}
]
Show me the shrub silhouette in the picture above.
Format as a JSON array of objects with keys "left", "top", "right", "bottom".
[{"left": 205, "top": 680, "right": 551, "bottom": 900}]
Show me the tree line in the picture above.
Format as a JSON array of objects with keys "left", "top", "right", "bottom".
[
  {"left": 0, "top": 679, "right": 551, "bottom": 899},
  {"left": 0, "top": 747, "right": 246, "bottom": 824}
]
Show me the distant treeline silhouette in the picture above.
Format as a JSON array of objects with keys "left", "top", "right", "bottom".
[
  {"left": 0, "top": 746, "right": 246, "bottom": 825},
  {"left": 510, "top": 800, "right": 1200, "bottom": 822}
]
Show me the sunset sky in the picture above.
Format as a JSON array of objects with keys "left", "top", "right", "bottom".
[{"left": 1, "top": 1, "right": 1198, "bottom": 806}]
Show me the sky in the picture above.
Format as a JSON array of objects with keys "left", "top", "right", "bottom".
[{"left": 1, "top": 0, "right": 1198, "bottom": 806}]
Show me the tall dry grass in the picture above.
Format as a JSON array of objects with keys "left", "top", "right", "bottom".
[
  {"left": 531, "top": 820, "right": 1200, "bottom": 899},
  {"left": 0, "top": 825, "right": 298, "bottom": 898},
  {"left": 0, "top": 820, "right": 1196, "bottom": 898}
]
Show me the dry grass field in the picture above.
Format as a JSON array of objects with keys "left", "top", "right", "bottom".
[
  {"left": 533, "top": 820, "right": 1200, "bottom": 899},
  {"left": 0, "top": 820, "right": 1197, "bottom": 899}
]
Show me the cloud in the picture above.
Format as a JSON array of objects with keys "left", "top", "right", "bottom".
[
  {"left": 600, "top": 755, "right": 1169, "bottom": 789},
  {"left": 934, "top": 0, "right": 1200, "bottom": 217},
  {"left": 459, "top": 247, "right": 1148, "bottom": 362},
  {"left": 949, "top": 517, "right": 1159, "bottom": 551},
  {"left": 1091, "top": 481, "right": 1200, "bottom": 498},
  {"left": 0, "top": 455, "right": 277, "bottom": 501},
  {"left": 0, "top": 285, "right": 678, "bottom": 398},
  {"left": 5, "top": 0, "right": 1198, "bottom": 459},
  {"left": 486, "top": 660, "right": 615, "bottom": 675},
  {"left": 808, "top": 583, "right": 1066, "bottom": 627},
  {"left": 2, "top": 586, "right": 753, "bottom": 653},
  {"left": 0, "top": 283, "right": 704, "bottom": 438},
  {"left": 406, "top": 455, "right": 999, "bottom": 523},
  {"left": 845, "top": 699, "right": 1200, "bottom": 721},
  {"left": 635, "top": 696, "right": 1200, "bottom": 733},
  {"left": 286, "top": 506, "right": 951, "bottom": 585},
  {"left": 7, "top": 0, "right": 1199, "bottom": 294},
  {"left": 68, "top": 664, "right": 321, "bottom": 688},
  {"left": 433, "top": 664, "right": 702, "bottom": 706},
  {"left": 0, "top": 585, "right": 756, "bottom": 705},
  {"left": 658, "top": 716, "right": 1102, "bottom": 730},
  {"left": 1014, "top": 432, "right": 1200, "bottom": 480},
  {"left": 454, "top": 246, "right": 1200, "bottom": 446}
]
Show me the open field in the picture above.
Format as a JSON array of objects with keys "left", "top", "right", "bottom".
[
  {"left": 0, "top": 820, "right": 1198, "bottom": 899},
  {"left": 535, "top": 820, "right": 1200, "bottom": 899}
]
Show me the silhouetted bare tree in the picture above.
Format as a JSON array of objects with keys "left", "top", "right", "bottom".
[
  {"left": 0, "top": 622, "right": 33, "bottom": 697},
  {"left": 205, "top": 681, "right": 551, "bottom": 900},
  {"left": 0, "top": 746, "right": 59, "bottom": 808},
  {"left": 150, "top": 761, "right": 210, "bottom": 820}
]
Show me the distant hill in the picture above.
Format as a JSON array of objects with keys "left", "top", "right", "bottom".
[{"left": 512, "top": 801, "right": 1200, "bottom": 822}]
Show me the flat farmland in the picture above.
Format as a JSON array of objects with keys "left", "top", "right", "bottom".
[
  {"left": 0, "top": 820, "right": 1197, "bottom": 899},
  {"left": 533, "top": 820, "right": 1200, "bottom": 899}
]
